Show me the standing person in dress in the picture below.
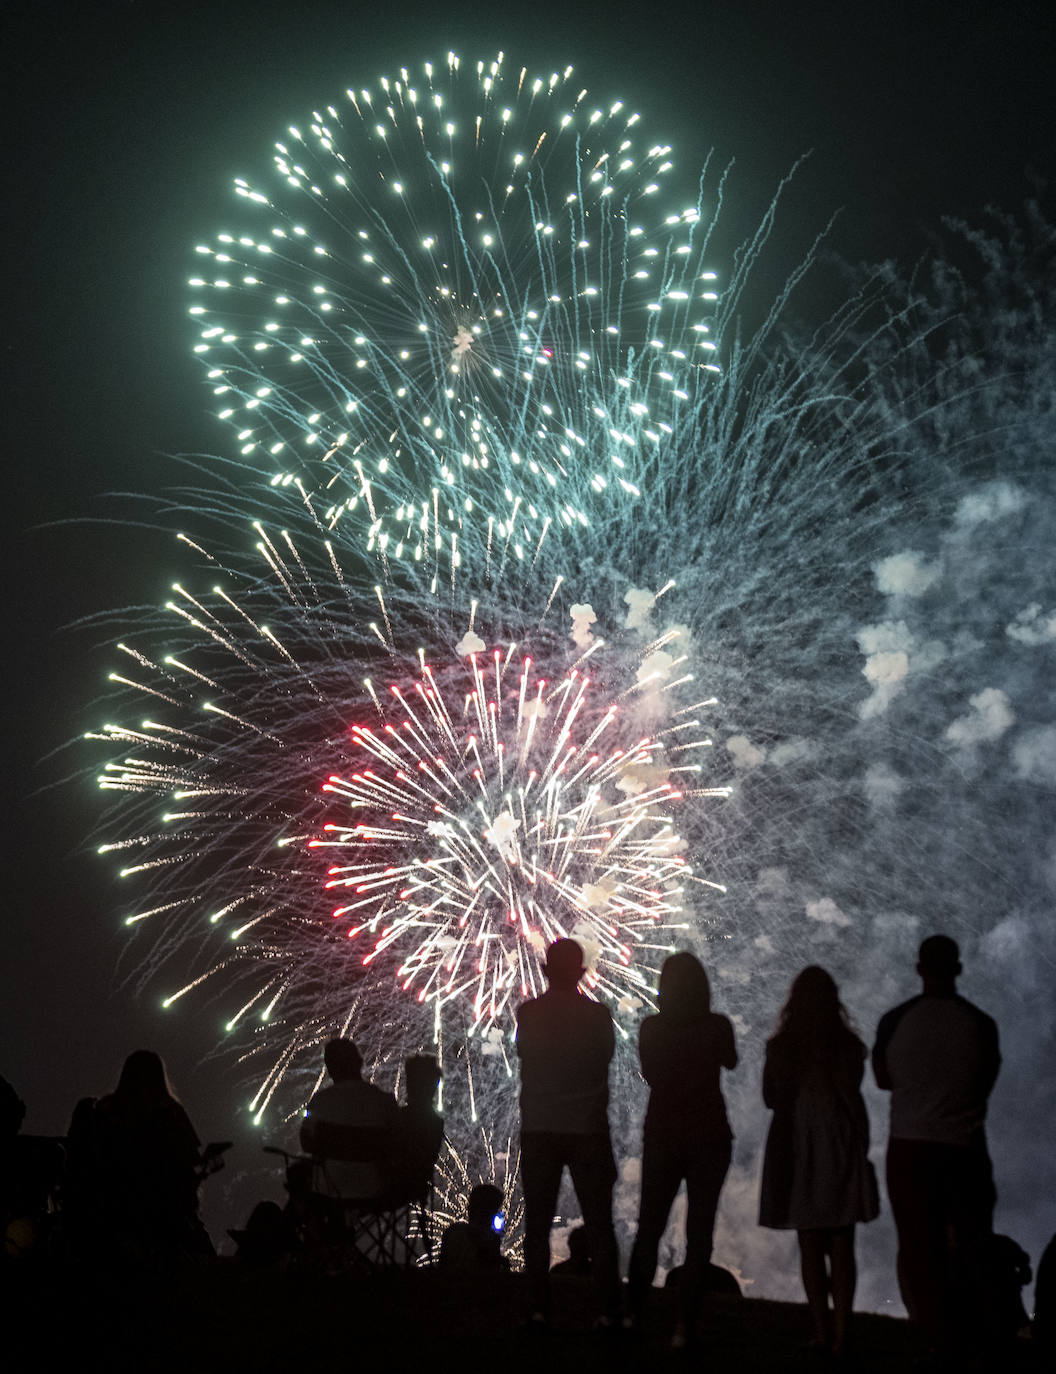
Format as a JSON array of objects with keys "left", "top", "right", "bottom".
[
  {"left": 627, "top": 952, "right": 738, "bottom": 1347},
  {"left": 759, "top": 967, "right": 879, "bottom": 1358},
  {"left": 516, "top": 938, "right": 621, "bottom": 1328}
]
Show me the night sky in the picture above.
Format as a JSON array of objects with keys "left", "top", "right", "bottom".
[{"left": 4, "top": 0, "right": 1054, "bottom": 1278}]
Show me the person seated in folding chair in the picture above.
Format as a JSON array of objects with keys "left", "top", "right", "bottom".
[
  {"left": 300, "top": 1039, "right": 399, "bottom": 1208},
  {"left": 393, "top": 1055, "right": 445, "bottom": 1206}
]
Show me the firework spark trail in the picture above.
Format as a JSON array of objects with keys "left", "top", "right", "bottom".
[{"left": 88, "top": 58, "right": 1056, "bottom": 1294}]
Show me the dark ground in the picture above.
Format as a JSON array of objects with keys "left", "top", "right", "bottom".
[{"left": 4, "top": 1265, "right": 1043, "bottom": 1372}]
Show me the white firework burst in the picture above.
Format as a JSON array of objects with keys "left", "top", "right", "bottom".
[
  {"left": 317, "top": 642, "right": 727, "bottom": 1033},
  {"left": 188, "top": 52, "right": 726, "bottom": 574}
]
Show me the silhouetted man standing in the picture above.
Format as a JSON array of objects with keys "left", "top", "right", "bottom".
[
  {"left": 517, "top": 938, "right": 621, "bottom": 1326},
  {"left": 872, "top": 935, "right": 1000, "bottom": 1354}
]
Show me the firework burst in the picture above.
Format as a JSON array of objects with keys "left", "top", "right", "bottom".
[
  {"left": 186, "top": 51, "right": 733, "bottom": 580},
  {"left": 317, "top": 642, "right": 726, "bottom": 1032},
  {"left": 91, "top": 490, "right": 730, "bottom": 1124}
]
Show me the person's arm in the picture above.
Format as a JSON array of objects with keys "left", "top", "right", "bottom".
[
  {"left": 170, "top": 1101, "right": 201, "bottom": 1156},
  {"left": 719, "top": 1014, "right": 738, "bottom": 1071},
  {"left": 514, "top": 1001, "right": 529, "bottom": 1062},
  {"left": 871, "top": 1010, "right": 894, "bottom": 1091},
  {"left": 597, "top": 1000, "right": 615, "bottom": 1064},
  {"left": 601, "top": 1005, "right": 617, "bottom": 1066},
  {"left": 761, "top": 1039, "right": 782, "bottom": 1110},
  {"left": 980, "top": 1013, "right": 1001, "bottom": 1097},
  {"left": 848, "top": 1033, "right": 867, "bottom": 1089},
  {"left": 637, "top": 1016, "right": 658, "bottom": 1086}
]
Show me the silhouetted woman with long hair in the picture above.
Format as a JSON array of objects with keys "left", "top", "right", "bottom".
[
  {"left": 628, "top": 952, "right": 738, "bottom": 1346},
  {"left": 92, "top": 1049, "right": 209, "bottom": 1264},
  {"left": 759, "top": 967, "right": 878, "bottom": 1357}
]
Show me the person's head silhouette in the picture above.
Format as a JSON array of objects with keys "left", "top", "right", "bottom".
[
  {"left": 114, "top": 1049, "right": 177, "bottom": 1110},
  {"left": 544, "top": 938, "right": 585, "bottom": 991},
  {"left": 405, "top": 1054, "right": 441, "bottom": 1110},
  {"left": 916, "top": 934, "right": 961, "bottom": 991},
  {"left": 228, "top": 1200, "right": 295, "bottom": 1268},
  {"left": 467, "top": 1183, "right": 504, "bottom": 1232},
  {"left": 323, "top": 1038, "right": 363, "bottom": 1082},
  {"left": 772, "top": 965, "right": 855, "bottom": 1053},
  {"left": 785, "top": 965, "right": 841, "bottom": 1017},
  {"left": 658, "top": 951, "right": 712, "bottom": 1023}
]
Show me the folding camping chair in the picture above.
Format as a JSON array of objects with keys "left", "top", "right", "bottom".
[{"left": 308, "top": 1121, "right": 431, "bottom": 1272}]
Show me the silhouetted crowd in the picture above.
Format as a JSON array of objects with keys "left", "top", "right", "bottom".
[{"left": 3, "top": 933, "right": 1053, "bottom": 1370}]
